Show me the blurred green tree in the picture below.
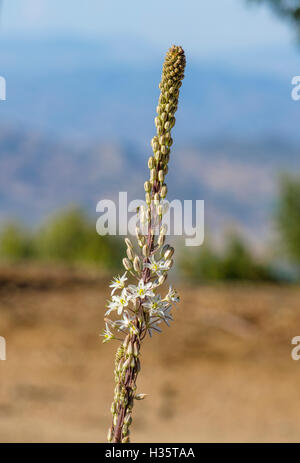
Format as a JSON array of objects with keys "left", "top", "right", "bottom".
[
  {"left": 36, "top": 208, "right": 123, "bottom": 269},
  {"left": 0, "top": 222, "right": 36, "bottom": 261},
  {"left": 275, "top": 174, "right": 300, "bottom": 271},
  {"left": 248, "top": 0, "right": 300, "bottom": 37},
  {"left": 0, "top": 208, "right": 124, "bottom": 270},
  {"left": 180, "top": 233, "right": 275, "bottom": 283}
]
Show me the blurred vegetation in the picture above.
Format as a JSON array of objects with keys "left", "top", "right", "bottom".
[
  {"left": 0, "top": 208, "right": 124, "bottom": 270},
  {"left": 180, "top": 233, "right": 277, "bottom": 283},
  {"left": 248, "top": 0, "right": 300, "bottom": 37},
  {"left": 275, "top": 174, "right": 300, "bottom": 273}
]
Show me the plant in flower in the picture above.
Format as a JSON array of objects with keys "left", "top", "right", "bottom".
[{"left": 101, "top": 45, "right": 186, "bottom": 443}]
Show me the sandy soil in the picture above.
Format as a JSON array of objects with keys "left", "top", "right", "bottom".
[{"left": 1, "top": 265, "right": 300, "bottom": 443}]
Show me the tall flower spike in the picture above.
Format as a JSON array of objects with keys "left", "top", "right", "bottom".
[{"left": 102, "top": 45, "right": 186, "bottom": 443}]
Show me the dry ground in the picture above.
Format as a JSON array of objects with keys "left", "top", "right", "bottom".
[{"left": 1, "top": 264, "right": 300, "bottom": 442}]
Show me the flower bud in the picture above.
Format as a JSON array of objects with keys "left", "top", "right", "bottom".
[
  {"left": 157, "top": 234, "right": 165, "bottom": 247},
  {"left": 142, "top": 244, "right": 149, "bottom": 257},
  {"left": 148, "top": 156, "right": 154, "bottom": 169},
  {"left": 133, "top": 342, "right": 139, "bottom": 357},
  {"left": 164, "top": 247, "right": 174, "bottom": 260},
  {"left": 124, "top": 413, "right": 132, "bottom": 425},
  {"left": 126, "top": 247, "right": 134, "bottom": 260},
  {"left": 152, "top": 142, "right": 159, "bottom": 152},
  {"left": 107, "top": 426, "right": 113, "bottom": 442},
  {"left": 158, "top": 273, "right": 167, "bottom": 285},
  {"left": 145, "top": 192, "right": 151, "bottom": 205},
  {"left": 154, "top": 193, "right": 160, "bottom": 206},
  {"left": 135, "top": 393, "right": 147, "bottom": 400},
  {"left": 154, "top": 151, "right": 161, "bottom": 162},
  {"left": 150, "top": 169, "right": 157, "bottom": 182},
  {"left": 158, "top": 170, "right": 164, "bottom": 182},
  {"left": 133, "top": 256, "right": 141, "bottom": 272},
  {"left": 165, "top": 259, "right": 173, "bottom": 270},
  {"left": 125, "top": 237, "right": 133, "bottom": 249},
  {"left": 122, "top": 258, "right": 132, "bottom": 271},
  {"left": 144, "top": 181, "right": 151, "bottom": 192},
  {"left": 122, "top": 357, "right": 131, "bottom": 371},
  {"left": 161, "top": 185, "right": 168, "bottom": 198},
  {"left": 161, "top": 145, "right": 168, "bottom": 155},
  {"left": 127, "top": 342, "right": 133, "bottom": 356}
]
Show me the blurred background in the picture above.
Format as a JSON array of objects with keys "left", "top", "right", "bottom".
[{"left": 1, "top": 0, "right": 300, "bottom": 443}]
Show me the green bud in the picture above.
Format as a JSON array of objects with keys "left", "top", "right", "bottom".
[
  {"left": 161, "top": 185, "right": 168, "bottom": 198},
  {"left": 158, "top": 170, "right": 164, "bottom": 182},
  {"left": 148, "top": 156, "right": 154, "bottom": 169},
  {"left": 144, "top": 181, "right": 151, "bottom": 192},
  {"left": 145, "top": 192, "right": 151, "bottom": 205}
]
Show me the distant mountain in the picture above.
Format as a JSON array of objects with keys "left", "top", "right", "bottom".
[
  {"left": 0, "top": 38, "right": 299, "bottom": 143},
  {"left": 0, "top": 126, "right": 299, "bottom": 249}
]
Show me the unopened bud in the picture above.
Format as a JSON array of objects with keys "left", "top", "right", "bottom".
[
  {"left": 164, "top": 247, "right": 174, "bottom": 259},
  {"left": 125, "top": 237, "right": 133, "bottom": 249},
  {"left": 148, "top": 156, "right": 154, "bottom": 169},
  {"left": 144, "top": 181, "right": 151, "bottom": 192},
  {"left": 135, "top": 393, "right": 147, "bottom": 400},
  {"left": 122, "top": 357, "right": 131, "bottom": 371},
  {"left": 158, "top": 170, "right": 164, "bottom": 182},
  {"left": 158, "top": 234, "right": 165, "bottom": 247},
  {"left": 154, "top": 193, "right": 160, "bottom": 206},
  {"left": 127, "top": 342, "right": 133, "bottom": 356},
  {"left": 133, "top": 342, "right": 139, "bottom": 357},
  {"left": 133, "top": 256, "right": 141, "bottom": 272},
  {"left": 142, "top": 244, "right": 149, "bottom": 257},
  {"left": 154, "top": 150, "right": 161, "bottom": 162},
  {"left": 150, "top": 169, "right": 157, "bottom": 182},
  {"left": 158, "top": 273, "right": 167, "bottom": 285},
  {"left": 126, "top": 247, "right": 134, "bottom": 260},
  {"left": 122, "top": 258, "right": 132, "bottom": 271},
  {"left": 157, "top": 205, "right": 163, "bottom": 217},
  {"left": 145, "top": 192, "right": 151, "bottom": 205},
  {"left": 107, "top": 427, "right": 113, "bottom": 442},
  {"left": 165, "top": 259, "right": 173, "bottom": 270},
  {"left": 124, "top": 414, "right": 132, "bottom": 426},
  {"left": 161, "top": 185, "right": 168, "bottom": 198}
]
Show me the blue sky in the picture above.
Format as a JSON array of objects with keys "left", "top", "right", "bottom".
[{"left": 0, "top": 0, "right": 296, "bottom": 59}]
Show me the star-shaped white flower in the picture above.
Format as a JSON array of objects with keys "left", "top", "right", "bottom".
[
  {"left": 165, "top": 286, "right": 180, "bottom": 304},
  {"left": 100, "top": 323, "right": 115, "bottom": 343},
  {"left": 128, "top": 280, "right": 155, "bottom": 299},
  {"left": 144, "top": 256, "right": 168, "bottom": 275},
  {"left": 105, "top": 288, "right": 130, "bottom": 316},
  {"left": 109, "top": 272, "right": 128, "bottom": 295}
]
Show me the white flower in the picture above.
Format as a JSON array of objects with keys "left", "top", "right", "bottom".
[
  {"left": 115, "top": 311, "right": 138, "bottom": 335},
  {"left": 165, "top": 286, "right": 180, "bottom": 304},
  {"left": 147, "top": 320, "right": 162, "bottom": 337},
  {"left": 143, "top": 295, "right": 165, "bottom": 314},
  {"left": 105, "top": 288, "right": 130, "bottom": 316},
  {"left": 114, "top": 311, "right": 131, "bottom": 331},
  {"left": 145, "top": 256, "right": 169, "bottom": 275},
  {"left": 109, "top": 273, "right": 128, "bottom": 295},
  {"left": 128, "top": 280, "right": 155, "bottom": 299},
  {"left": 100, "top": 323, "right": 115, "bottom": 343}
]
